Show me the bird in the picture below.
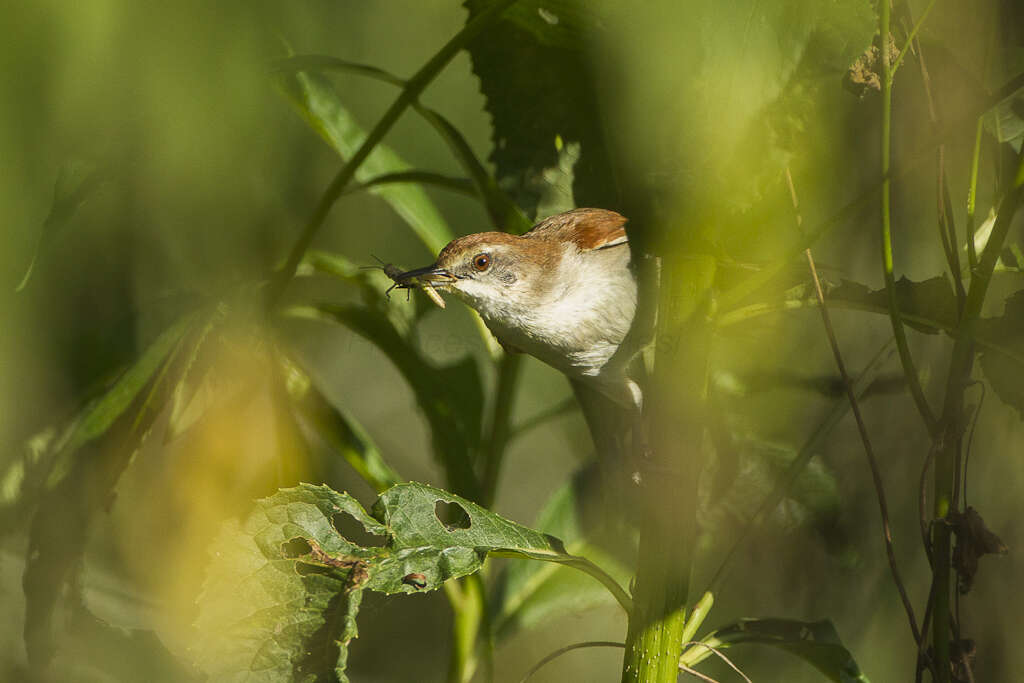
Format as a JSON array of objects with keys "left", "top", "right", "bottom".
[{"left": 393, "top": 208, "right": 643, "bottom": 409}]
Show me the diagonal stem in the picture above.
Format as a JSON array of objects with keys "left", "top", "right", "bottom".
[
  {"left": 264, "top": 0, "right": 519, "bottom": 308},
  {"left": 788, "top": 166, "right": 920, "bottom": 643},
  {"left": 881, "top": 0, "right": 938, "bottom": 434}
]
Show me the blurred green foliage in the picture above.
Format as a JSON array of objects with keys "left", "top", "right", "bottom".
[{"left": 3, "top": 1, "right": 1024, "bottom": 682}]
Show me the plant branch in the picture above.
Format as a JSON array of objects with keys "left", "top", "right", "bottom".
[
  {"left": 931, "top": 147, "right": 1024, "bottom": 683},
  {"left": 891, "top": 0, "right": 939, "bottom": 76},
  {"left": 264, "top": 0, "right": 519, "bottom": 307},
  {"left": 804, "top": 245, "right": 921, "bottom": 644},
  {"left": 881, "top": 0, "right": 939, "bottom": 434},
  {"left": 706, "top": 338, "right": 896, "bottom": 594},
  {"left": 786, "top": 165, "right": 921, "bottom": 641}
]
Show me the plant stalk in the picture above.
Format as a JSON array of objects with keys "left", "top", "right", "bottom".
[
  {"left": 880, "top": 0, "right": 938, "bottom": 434},
  {"left": 621, "top": 255, "right": 715, "bottom": 683},
  {"left": 932, "top": 148, "right": 1024, "bottom": 683}
]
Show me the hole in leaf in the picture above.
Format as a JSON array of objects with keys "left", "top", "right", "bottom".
[
  {"left": 281, "top": 537, "right": 312, "bottom": 559},
  {"left": 332, "top": 512, "right": 383, "bottom": 548},
  {"left": 434, "top": 500, "right": 471, "bottom": 531}
]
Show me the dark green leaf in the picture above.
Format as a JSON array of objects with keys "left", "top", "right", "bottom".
[
  {"left": 412, "top": 105, "right": 532, "bottom": 233},
  {"left": 277, "top": 69, "right": 455, "bottom": 253},
  {"left": 282, "top": 298, "right": 484, "bottom": 500},
  {"left": 192, "top": 482, "right": 580, "bottom": 682},
  {"left": 490, "top": 469, "right": 631, "bottom": 641},
  {"left": 976, "top": 289, "right": 1024, "bottom": 418},
  {"left": 43, "top": 314, "right": 197, "bottom": 489},
  {"left": 682, "top": 618, "right": 870, "bottom": 683},
  {"left": 16, "top": 159, "right": 106, "bottom": 292},
  {"left": 827, "top": 276, "right": 958, "bottom": 334},
  {"left": 24, "top": 315, "right": 200, "bottom": 667},
  {"left": 281, "top": 355, "right": 401, "bottom": 493},
  {"left": 462, "top": 0, "right": 616, "bottom": 218}
]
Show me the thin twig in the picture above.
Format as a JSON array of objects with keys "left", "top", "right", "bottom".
[
  {"left": 788, "top": 166, "right": 922, "bottom": 645},
  {"left": 679, "top": 666, "right": 723, "bottom": 683},
  {"left": 881, "top": 0, "right": 939, "bottom": 434},
  {"left": 681, "top": 642, "right": 753, "bottom": 683}
]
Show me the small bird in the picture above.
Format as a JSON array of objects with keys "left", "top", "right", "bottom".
[{"left": 394, "top": 208, "right": 642, "bottom": 408}]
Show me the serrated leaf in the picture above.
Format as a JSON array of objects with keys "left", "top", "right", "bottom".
[
  {"left": 827, "top": 276, "right": 959, "bottom": 334},
  {"left": 682, "top": 617, "right": 870, "bottom": 683},
  {"left": 192, "top": 482, "right": 582, "bottom": 682},
  {"left": 462, "top": 0, "right": 616, "bottom": 218},
  {"left": 976, "top": 289, "right": 1024, "bottom": 418},
  {"left": 277, "top": 69, "right": 454, "bottom": 254},
  {"left": 16, "top": 159, "right": 107, "bottom": 292}
]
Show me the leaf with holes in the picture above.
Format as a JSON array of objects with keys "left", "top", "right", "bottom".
[{"left": 192, "top": 482, "right": 586, "bottom": 682}]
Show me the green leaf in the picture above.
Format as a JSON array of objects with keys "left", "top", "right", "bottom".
[
  {"left": 272, "top": 54, "right": 531, "bottom": 233},
  {"left": 280, "top": 355, "right": 401, "bottom": 493},
  {"left": 827, "top": 276, "right": 959, "bottom": 334},
  {"left": 976, "top": 289, "right": 1024, "bottom": 418},
  {"left": 282, "top": 299, "right": 484, "bottom": 501},
  {"left": 16, "top": 159, "right": 106, "bottom": 292},
  {"left": 43, "top": 313, "right": 197, "bottom": 489},
  {"left": 681, "top": 618, "right": 870, "bottom": 683},
  {"left": 24, "top": 315, "right": 200, "bottom": 667},
  {"left": 277, "top": 68, "right": 454, "bottom": 254},
  {"left": 192, "top": 482, "right": 589, "bottom": 682},
  {"left": 490, "top": 469, "right": 632, "bottom": 641},
  {"left": 462, "top": 0, "right": 616, "bottom": 218}
]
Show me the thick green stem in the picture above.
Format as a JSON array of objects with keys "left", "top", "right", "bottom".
[
  {"left": 621, "top": 256, "right": 715, "bottom": 683},
  {"left": 264, "top": 0, "right": 519, "bottom": 307},
  {"left": 932, "top": 149, "right": 1024, "bottom": 683}
]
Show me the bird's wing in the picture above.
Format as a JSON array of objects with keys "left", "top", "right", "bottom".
[{"left": 523, "top": 208, "right": 628, "bottom": 252}]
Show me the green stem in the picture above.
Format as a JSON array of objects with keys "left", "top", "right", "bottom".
[
  {"left": 481, "top": 354, "right": 522, "bottom": 507},
  {"left": 881, "top": 2, "right": 938, "bottom": 434},
  {"left": 264, "top": 0, "right": 519, "bottom": 307},
  {"left": 891, "top": 0, "right": 939, "bottom": 75},
  {"left": 446, "top": 576, "right": 486, "bottom": 683},
  {"left": 621, "top": 256, "right": 715, "bottom": 683},
  {"left": 965, "top": 117, "right": 984, "bottom": 270},
  {"left": 932, "top": 148, "right": 1024, "bottom": 683}
]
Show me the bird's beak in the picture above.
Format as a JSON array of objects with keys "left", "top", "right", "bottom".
[{"left": 393, "top": 264, "right": 457, "bottom": 288}]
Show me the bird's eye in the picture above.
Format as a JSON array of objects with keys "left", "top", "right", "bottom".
[{"left": 472, "top": 253, "right": 491, "bottom": 271}]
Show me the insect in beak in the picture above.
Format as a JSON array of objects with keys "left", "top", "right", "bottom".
[{"left": 372, "top": 259, "right": 453, "bottom": 309}]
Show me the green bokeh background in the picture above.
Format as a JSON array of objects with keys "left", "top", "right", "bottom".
[{"left": 2, "top": 1, "right": 1022, "bottom": 681}]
